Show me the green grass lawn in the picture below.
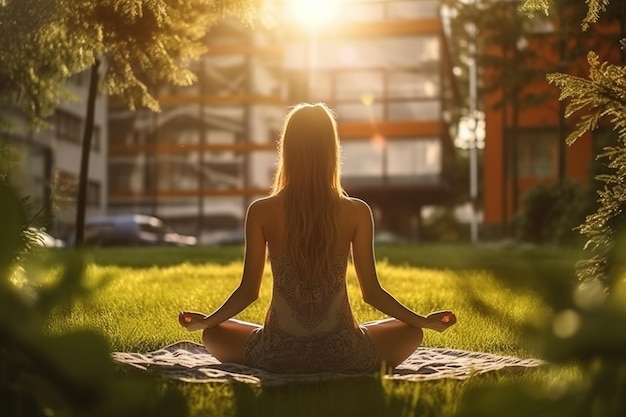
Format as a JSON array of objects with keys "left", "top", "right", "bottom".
[{"left": 36, "top": 244, "right": 581, "bottom": 417}]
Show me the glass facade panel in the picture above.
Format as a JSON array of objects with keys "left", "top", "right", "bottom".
[
  {"left": 161, "top": 126, "right": 200, "bottom": 145},
  {"left": 158, "top": 158, "right": 200, "bottom": 191},
  {"left": 313, "top": 0, "right": 440, "bottom": 23},
  {"left": 386, "top": 139, "right": 441, "bottom": 176},
  {"left": 335, "top": 71, "right": 384, "bottom": 101},
  {"left": 388, "top": 1, "right": 439, "bottom": 20},
  {"left": 529, "top": 140, "right": 554, "bottom": 178},
  {"left": 388, "top": 101, "right": 440, "bottom": 120},
  {"left": 341, "top": 141, "right": 384, "bottom": 177},
  {"left": 207, "top": 130, "right": 237, "bottom": 145},
  {"left": 249, "top": 151, "right": 277, "bottom": 188},
  {"left": 341, "top": 2, "right": 385, "bottom": 22},
  {"left": 315, "top": 36, "right": 439, "bottom": 70},
  {"left": 515, "top": 130, "right": 557, "bottom": 179},
  {"left": 388, "top": 71, "right": 439, "bottom": 99},
  {"left": 108, "top": 163, "right": 131, "bottom": 191},
  {"left": 55, "top": 110, "right": 82, "bottom": 144},
  {"left": 336, "top": 102, "right": 383, "bottom": 121}
]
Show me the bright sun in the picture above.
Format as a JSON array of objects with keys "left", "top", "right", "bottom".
[{"left": 284, "top": 0, "right": 341, "bottom": 31}]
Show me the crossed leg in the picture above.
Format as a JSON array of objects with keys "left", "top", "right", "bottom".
[
  {"left": 200, "top": 317, "right": 422, "bottom": 370},
  {"left": 201, "top": 319, "right": 261, "bottom": 364},
  {"left": 362, "top": 318, "right": 424, "bottom": 369}
]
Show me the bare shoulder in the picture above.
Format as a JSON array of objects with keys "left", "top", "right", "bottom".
[
  {"left": 343, "top": 196, "right": 372, "bottom": 217},
  {"left": 247, "top": 195, "right": 281, "bottom": 217}
]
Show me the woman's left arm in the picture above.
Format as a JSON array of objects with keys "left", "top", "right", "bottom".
[{"left": 180, "top": 201, "right": 266, "bottom": 330}]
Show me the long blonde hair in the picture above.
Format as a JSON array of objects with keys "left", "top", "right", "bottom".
[{"left": 272, "top": 103, "right": 345, "bottom": 284}]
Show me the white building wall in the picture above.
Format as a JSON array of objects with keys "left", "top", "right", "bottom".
[{"left": 2, "top": 68, "right": 108, "bottom": 237}]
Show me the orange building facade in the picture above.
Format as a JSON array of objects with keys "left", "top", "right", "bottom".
[{"left": 482, "top": 16, "right": 622, "bottom": 233}]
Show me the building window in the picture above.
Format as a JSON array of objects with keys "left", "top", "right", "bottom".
[
  {"left": 386, "top": 139, "right": 441, "bottom": 178},
  {"left": 515, "top": 130, "right": 557, "bottom": 179},
  {"left": 55, "top": 170, "right": 101, "bottom": 208},
  {"left": 316, "top": 36, "right": 439, "bottom": 69},
  {"left": 335, "top": 71, "right": 384, "bottom": 102},
  {"left": 341, "top": 138, "right": 442, "bottom": 185},
  {"left": 108, "top": 163, "right": 136, "bottom": 192},
  {"left": 388, "top": 71, "right": 439, "bottom": 99},
  {"left": 55, "top": 110, "right": 83, "bottom": 144},
  {"left": 341, "top": 140, "right": 384, "bottom": 179},
  {"left": 87, "top": 180, "right": 101, "bottom": 208},
  {"left": 387, "top": 100, "right": 440, "bottom": 121},
  {"left": 388, "top": 1, "right": 439, "bottom": 20},
  {"left": 92, "top": 125, "right": 101, "bottom": 151}
]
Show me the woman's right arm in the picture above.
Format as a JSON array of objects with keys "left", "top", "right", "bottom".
[
  {"left": 350, "top": 199, "right": 456, "bottom": 332},
  {"left": 179, "top": 200, "right": 266, "bottom": 330}
]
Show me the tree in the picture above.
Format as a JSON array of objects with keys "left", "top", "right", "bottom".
[
  {"left": 547, "top": 48, "right": 626, "bottom": 285},
  {"left": 517, "top": 0, "right": 626, "bottom": 286},
  {"left": 442, "top": 0, "right": 621, "bottom": 224},
  {"left": 0, "top": 0, "right": 272, "bottom": 246},
  {"left": 458, "top": 2, "right": 626, "bottom": 414},
  {"left": 0, "top": 0, "right": 93, "bottom": 128}
]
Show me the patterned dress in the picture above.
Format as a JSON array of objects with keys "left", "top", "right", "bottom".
[{"left": 243, "top": 252, "right": 377, "bottom": 373}]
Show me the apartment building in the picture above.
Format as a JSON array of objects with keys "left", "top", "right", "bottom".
[
  {"left": 1, "top": 70, "right": 108, "bottom": 238},
  {"left": 480, "top": 10, "right": 623, "bottom": 233},
  {"left": 282, "top": 0, "right": 456, "bottom": 239},
  {"left": 107, "top": 19, "right": 285, "bottom": 243},
  {"left": 107, "top": 0, "right": 456, "bottom": 243}
]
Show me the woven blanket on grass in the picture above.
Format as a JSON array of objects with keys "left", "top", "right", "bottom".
[{"left": 112, "top": 341, "right": 544, "bottom": 386}]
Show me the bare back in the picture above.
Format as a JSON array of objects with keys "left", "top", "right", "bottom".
[
  {"left": 242, "top": 194, "right": 378, "bottom": 373},
  {"left": 252, "top": 193, "right": 362, "bottom": 258}
]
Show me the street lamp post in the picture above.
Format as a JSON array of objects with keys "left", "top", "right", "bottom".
[
  {"left": 468, "top": 4, "right": 479, "bottom": 244},
  {"left": 468, "top": 50, "right": 479, "bottom": 244}
]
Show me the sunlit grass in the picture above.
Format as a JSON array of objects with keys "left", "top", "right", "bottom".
[
  {"left": 45, "top": 257, "right": 541, "bottom": 357},
  {"left": 37, "top": 245, "right": 579, "bottom": 417}
]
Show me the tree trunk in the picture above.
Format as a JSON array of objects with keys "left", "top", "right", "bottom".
[{"left": 73, "top": 59, "right": 100, "bottom": 248}]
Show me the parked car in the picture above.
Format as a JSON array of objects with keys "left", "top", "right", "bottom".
[
  {"left": 212, "top": 228, "right": 245, "bottom": 246},
  {"left": 374, "top": 231, "right": 406, "bottom": 245},
  {"left": 74, "top": 214, "right": 197, "bottom": 247},
  {"left": 30, "top": 228, "right": 65, "bottom": 248}
]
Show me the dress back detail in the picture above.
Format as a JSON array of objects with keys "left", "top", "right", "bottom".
[{"left": 243, "top": 251, "right": 377, "bottom": 373}]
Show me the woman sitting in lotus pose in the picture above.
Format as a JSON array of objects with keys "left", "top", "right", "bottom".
[{"left": 179, "top": 103, "right": 456, "bottom": 373}]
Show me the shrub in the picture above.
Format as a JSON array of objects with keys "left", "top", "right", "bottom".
[
  {"left": 421, "top": 207, "right": 470, "bottom": 243},
  {"left": 0, "top": 181, "right": 188, "bottom": 417},
  {"left": 513, "top": 180, "right": 595, "bottom": 246}
]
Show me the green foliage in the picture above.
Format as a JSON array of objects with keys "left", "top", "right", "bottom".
[
  {"left": 513, "top": 180, "right": 595, "bottom": 245},
  {"left": 443, "top": 0, "right": 621, "bottom": 125},
  {"left": 0, "top": 181, "right": 190, "bottom": 416},
  {"left": 0, "top": 0, "right": 90, "bottom": 127},
  {"left": 0, "top": 146, "right": 47, "bottom": 273},
  {"left": 547, "top": 50, "right": 626, "bottom": 284},
  {"left": 522, "top": 0, "right": 611, "bottom": 30},
  {"left": 0, "top": 0, "right": 271, "bottom": 124},
  {"left": 421, "top": 208, "right": 470, "bottom": 243},
  {"left": 457, "top": 239, "right": 626, "bottom": 417},
  {"left": 456, "top": 2, "right": 626, "bottom": 416}
]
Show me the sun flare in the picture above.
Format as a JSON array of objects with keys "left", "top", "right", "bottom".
[{"left": 284, "top": 0, "right": 341, "bottom": 31}]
